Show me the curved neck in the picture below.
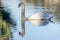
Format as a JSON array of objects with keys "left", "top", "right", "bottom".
[
  {"left": 21, "top": 3, "right": 25, "bottom": 17},
  {"left": 20, "top": 3, "right": 25, "bottom": 37}
]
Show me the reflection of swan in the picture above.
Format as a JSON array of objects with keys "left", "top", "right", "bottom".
[{"left": 18, "top": 2, "right": 54, "bottom": 37}]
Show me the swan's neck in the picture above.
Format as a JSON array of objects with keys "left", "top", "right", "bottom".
[
  {"left": 21, "top": 3, "right": 25, "bottom": 17},
  {"left": 21, "top": 3, "right": 25, "bottom": 36}
]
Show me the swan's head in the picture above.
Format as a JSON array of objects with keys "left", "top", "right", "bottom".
[{"left": 18, "top": 2, "right": 24, "bottom": 7}]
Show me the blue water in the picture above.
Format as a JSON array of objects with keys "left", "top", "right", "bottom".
[{"left": 2, "top": 0, "right": 60, "bottom": 40}]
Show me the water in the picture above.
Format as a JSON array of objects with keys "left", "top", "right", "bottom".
[{"left": 2, "top": 0, "right": 60, "bottom": 40}]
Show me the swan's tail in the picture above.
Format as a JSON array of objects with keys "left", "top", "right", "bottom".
[{"left": 49, "top": 16, "right": 54, "bottom": 23}]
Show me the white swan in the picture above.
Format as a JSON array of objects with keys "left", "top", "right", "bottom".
[{"left": 18, "top": 2, "right": 54, "bottom": 37}]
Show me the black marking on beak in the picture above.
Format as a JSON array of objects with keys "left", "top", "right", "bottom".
[
  {"left": 18, "top": 3, "right": 21, "bottom": 7},
  {"left": 18, "top": 2, "right": 24, "bottom": 7}
]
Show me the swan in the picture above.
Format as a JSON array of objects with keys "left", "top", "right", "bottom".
[
  {"left": 18, "top": 2, "right": 54, "bottom": 37},
  {"left": 18, "top": 2, "right": 25, "bottom": 37}
]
